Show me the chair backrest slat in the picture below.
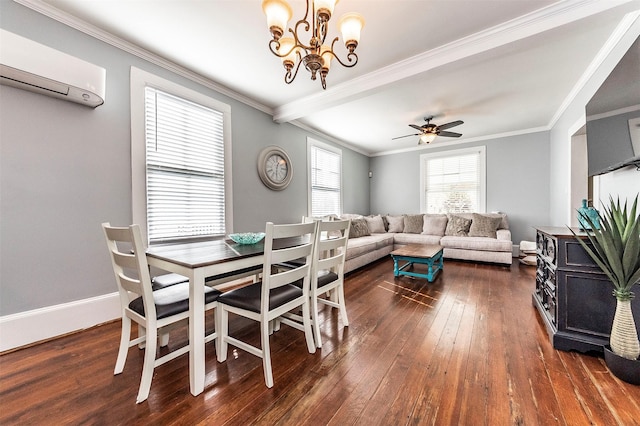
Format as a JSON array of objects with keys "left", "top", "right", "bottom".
[
  {"left": 261, "top": 221, "right": 319, "bottom": 311},
  {"left": 102, "top": 222, "right": 156, "bottom": 318},
  {"left": 314, "top": 219, "right": 350, "bottom": 278}
]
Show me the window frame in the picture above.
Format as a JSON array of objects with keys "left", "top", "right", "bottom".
[
  {"left": 130, "top": 67, "right": 233, "bottom": 245},
  {"left": 419, "top": 146, "right": 486, "bottom": 214},
  {"left": 307, "top": 137, "right": 343, "bottom": 218}
]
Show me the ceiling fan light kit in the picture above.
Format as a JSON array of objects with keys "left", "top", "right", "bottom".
[
  {"left": 419, "top": 133, "right": 437, "bottom": 144},
  {"left": 262, "top": 0, "right": 364, "bottom": 90},
  {"left": 393, "top": 116, "right": 464, "bottom": 145}
]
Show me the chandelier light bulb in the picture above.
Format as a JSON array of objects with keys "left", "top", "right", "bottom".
[
  {"left": 338, "top": 12, "right": 364, "bottom": 52},
  {"left": 278, "top": 37, "right": 297, "bottom": 67},
  {"left": 314, "top": 0, "right": 338, "bottom": 21},
  {"left": 262, "top": 0, "right": 292, "bottom": 40},
  {"left": 320, "top": 44, "right": 333, "bottom": 71}
]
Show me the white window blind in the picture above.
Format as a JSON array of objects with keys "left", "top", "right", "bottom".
[
  {"left": 145, "top": 87, "right": 226, "bottom": 243},
  {"left": 421, "top": 147, "right": 485, "bottom": 214},
  {"left": 310, "top": 144, "right": 342, "bottom": 217}
]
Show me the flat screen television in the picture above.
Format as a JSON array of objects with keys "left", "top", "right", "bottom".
[
  {"left": 586, "top": 111, "right": 640, "bottom": 176},
  {"left": 585, "top": 37, "right": 640, "bottom": 176}
]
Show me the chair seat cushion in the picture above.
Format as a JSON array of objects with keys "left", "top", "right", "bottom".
[
  {"left": 293, "top": 270, "right": 339, "bottom": 289},
  {"left": 129, "top": 282, "right": 221, "bottom": 320},
  {"left": 317, "top": 270, "right": 339, "bottom": 288},
  {"left": 151, "top": 273, "right": 188, "bottom": 290},
  {"left": 217, "top": 282, "right": 303, "bottom": 313}
]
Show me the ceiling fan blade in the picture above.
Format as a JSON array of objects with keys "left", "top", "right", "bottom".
[
  {"left": 409, "top": 124, "right": 425, "bottom": 131},
  {"left": 437, "top": 120, "right": 464, "bottom": 131},
  {"left": 438, "top": 131, "right": 462, "bottom": 138},
  {"left": 392, "top": 133, "right": 419, "bottom": 140}
]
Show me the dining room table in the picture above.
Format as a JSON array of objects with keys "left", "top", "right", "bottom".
[{"left": 146, "top": 237, "right": 267, "bottom": 396}]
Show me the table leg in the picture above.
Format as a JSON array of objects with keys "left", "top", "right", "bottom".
[{"left": 189, "top": 269, "right": 206, "bottom": 396}]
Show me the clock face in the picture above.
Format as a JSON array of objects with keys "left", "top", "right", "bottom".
[
  {"left": 257, "top": 146, "right": 293, "bottom": 190},
  {"left": 265, "top": 154, "right": 288, "bottom": 183}
]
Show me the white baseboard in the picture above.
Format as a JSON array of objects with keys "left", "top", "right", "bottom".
[{"left": 0, "top": 292, "right": 121, "bottom": 352}]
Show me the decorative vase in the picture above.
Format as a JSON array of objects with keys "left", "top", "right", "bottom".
[
  {"left": 610, "top": 299, "right": 640, "bottom": 360},
  {"left": 604, "top": 345, "right": 640, "bottom": 385},
  {"left": 577, "top": 199, "right": 600, "bottom": 230}
]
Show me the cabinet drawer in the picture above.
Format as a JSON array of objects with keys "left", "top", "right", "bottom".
[{"left": 558, "top": 239, "right": 600, "bottom": 270}]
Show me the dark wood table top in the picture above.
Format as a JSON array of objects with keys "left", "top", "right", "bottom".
[
  {"left": 146, "top": 236, "right": 308, "bottom": 269},
  {"left": 391, "top": 244, "right": 443, "bottom": 259},
  {"left": 146, "top": 239, "right": 263, "bottom": 268}
]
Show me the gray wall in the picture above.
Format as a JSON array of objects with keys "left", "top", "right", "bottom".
[
  {"left": 549, "top": 21, "right": 639, "bottom": 226},
  {"left": 369, "top": 132, "right": 551, "bottom": 246},
  {"left": 0, "top": 2, "right": 369, "bottom": 315}
]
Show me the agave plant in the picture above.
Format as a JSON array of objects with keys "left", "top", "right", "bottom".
[{"left": 570, "top": 195, "right": 640, "bottom": 361}]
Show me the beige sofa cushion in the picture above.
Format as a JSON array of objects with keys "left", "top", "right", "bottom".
[
  {"left": 404, "top": 214, "right": 423, "bottom": 233},
  {"left": 455, "top": 212, "right": 509, "bottom": 230},
  {"left": 468, "top": 213, "right": 502, "bottom": 238},
  {"left": 350, "top": 218, "right": 371, "bottom": 238},
  {"left": 440, "top": 235, "right": 512, "bottom": 252},
  {"left": 422, "top": 214, "right": 448, "bottom": 236},
  {"left": 386, "top": 215, "right": 404, "bottom": 232},
  {"left": 393, "top": 233, "right": 442, "bottom": 246},
  {"left": 345, "top": 234, "right": 394, "bottom": 260},
  {"left": 445, "top": 214, "right": 472, "bottom": 236},
  {"left": 365, "top": 215, "right": 386, "bottom": 233}
]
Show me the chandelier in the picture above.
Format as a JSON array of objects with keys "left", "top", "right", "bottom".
[{"left": 262, "top": 0, "right": 364, "bottom": 89}]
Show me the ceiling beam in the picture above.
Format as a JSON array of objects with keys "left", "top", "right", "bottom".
[{"left": 272, "top": 0, "right": 635, "bottom": 124}]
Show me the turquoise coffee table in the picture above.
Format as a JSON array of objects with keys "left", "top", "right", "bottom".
[{"left": 391, "top": 244, "right": 443, "bottom": 282}]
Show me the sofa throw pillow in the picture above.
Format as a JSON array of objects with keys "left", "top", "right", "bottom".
[
  {"left": 404, "top": 214, "right": 423, "bottom": 234},
  {"left": 340, "top": 213, "right": 363, "bottom": 220},
  {"left": 365, "top": 215, "right": 386, "bottom": 233},
  {"left": 386, "top": 215, "right": 404, "bottom": 233},
  {"left": 422, "top": 215, "right": 448, "bottom": 236},
  {"left": 468, "top": 213, "right": 502, "bottom": 238},
  {"left": 445, "top": 214, "right": 472, "bottom": 236},
  {"left": 349, "top": 218, "right": 371, "bottom": 238}
]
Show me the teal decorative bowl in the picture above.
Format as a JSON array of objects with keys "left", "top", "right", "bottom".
[{"left": 228, "top": 232, "right": 265, "bottom": 245}]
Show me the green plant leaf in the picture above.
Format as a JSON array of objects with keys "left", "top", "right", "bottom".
[{"left": 571, "top": 195, "right": 640, "bottom": 293}]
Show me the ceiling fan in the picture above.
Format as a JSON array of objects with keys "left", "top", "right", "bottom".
[{"left": 392, "top": 116, "right": 464, "bottom": 144}]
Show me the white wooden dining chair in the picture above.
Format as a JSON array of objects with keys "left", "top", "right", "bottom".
[
  {"left": 281, "top": 219, "right": 351, "bottom": 348},
  {"left": 102, "top": 223, "right": 221, "bottom": 403},
  {"left": 215, "top": 221, "right": 318, "bottom": 388}
]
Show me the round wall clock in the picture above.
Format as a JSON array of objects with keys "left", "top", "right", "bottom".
[{"left": 257, "top": 146, "right": 293, "bottom": 191}]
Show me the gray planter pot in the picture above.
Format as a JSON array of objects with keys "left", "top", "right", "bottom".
[{"left": 604, "top": 345, "right": 640, "bottom": 385}]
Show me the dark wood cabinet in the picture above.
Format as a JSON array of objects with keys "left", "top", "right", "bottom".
[{"left": 532, "top": 226, "right": 640, "bottom": 353}]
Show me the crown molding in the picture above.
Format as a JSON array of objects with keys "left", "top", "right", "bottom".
[
  {"left": 587, "top": 104, "right": 640, "bottom": 121},
  {"left": 290, "top": 120, "right": 371, "bottom": 156},
  {"left": 549, "top": 10, "right": 640, "bottom": 128},
  {"left": 371, "top": 125, "right": 550, "bottom": 157},
  {"left": 12, "top": 0, "right": 272, "bottom": 115},
  {"left": 273, "top": 0, "right": 635, "bottom": 124}
]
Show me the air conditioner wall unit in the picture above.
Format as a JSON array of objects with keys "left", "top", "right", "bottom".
[{"left": 0, "top": 29, "right": 106, "bottom": 108}]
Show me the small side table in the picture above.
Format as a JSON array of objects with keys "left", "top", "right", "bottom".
[{"left": 391, "top": 244, "right": 444, "bottom": 282}]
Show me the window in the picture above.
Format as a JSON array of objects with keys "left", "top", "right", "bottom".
[
  {"left": 131, "top": 67, "right": 232, "bottom": 244},
  {"left": 420, "top": 146, "right": 486, "bottom": 214},
  {"left": 308, "top": 138, "right": 342, "bottom": 217}
]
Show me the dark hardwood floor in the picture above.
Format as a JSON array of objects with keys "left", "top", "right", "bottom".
[{"left": 2, "top": 258, "right": 639, "bottom": 425}]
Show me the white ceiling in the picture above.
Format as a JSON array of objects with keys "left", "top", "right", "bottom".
[{"left": 34, "top": 0, "right": 640, "bottom": 155}]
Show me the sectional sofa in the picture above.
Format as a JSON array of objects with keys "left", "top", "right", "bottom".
[{"left": 340, "top": 213, "right": 513, "bottom": 273}]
